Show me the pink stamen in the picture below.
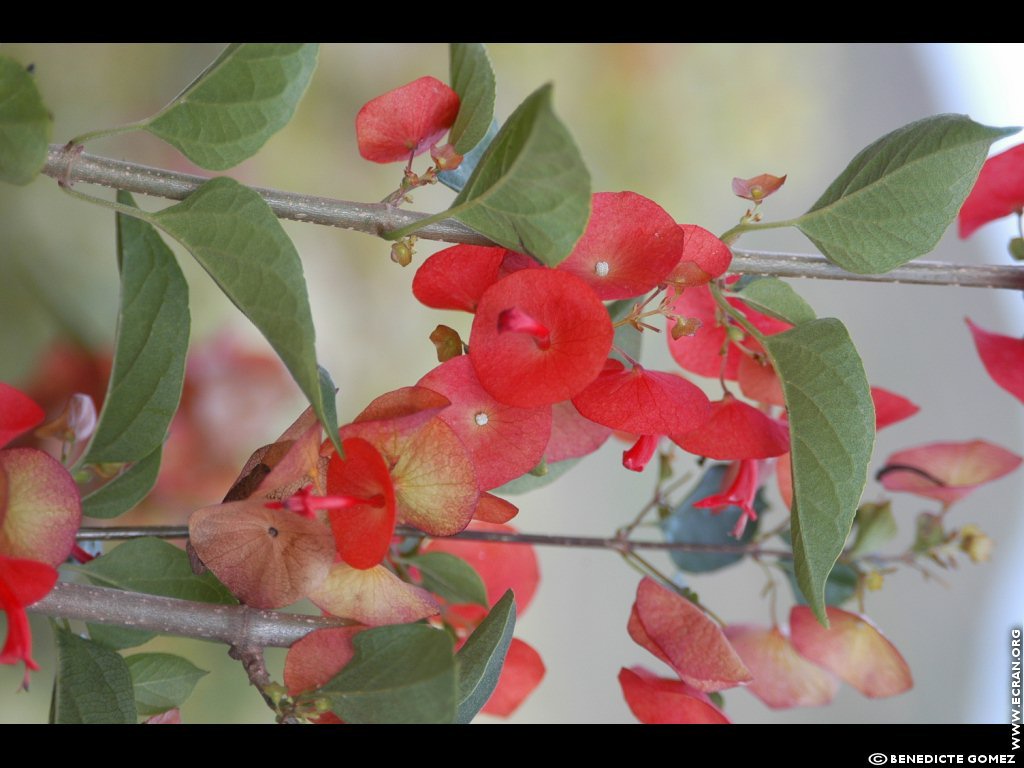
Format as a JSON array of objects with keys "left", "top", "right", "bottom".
[
  {"left": 266, "top": 485, "right": 385, "bottom": 519},
  {"left": 498, "top": 307, "right": 552, "bottom": 351}
]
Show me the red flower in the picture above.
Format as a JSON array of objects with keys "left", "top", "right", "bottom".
[
  {"left": 356, "top": 76, "right": 460, "bottom": 164},
  {"left": 0, "top": 556, "right": 58, "bottom": 689},
  {"left": 966, "top": 318, "right": 1024, "bottom": 405},
  {"left": 693, "top": 459, "right": 760, "bottom": 538},
  {"left": 959, "top": 144, "right": 1024, "bottom": 238}
]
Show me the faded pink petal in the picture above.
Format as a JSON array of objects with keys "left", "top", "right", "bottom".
[
  {"left": 790, "top": 606, "right": 912, "bottom": 699},
  {"left": 877, "top": 439, "right": 1022, "bottom": 505},
  {"left": 724, "top": 624, "right": 838, "bottom": 709},
  {"left": 310, "top": 562, "right": 440, "bottom": 626}
]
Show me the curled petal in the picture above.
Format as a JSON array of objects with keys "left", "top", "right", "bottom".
[{"left": 619, "top": 666, "right": 730, "bottom": 724}]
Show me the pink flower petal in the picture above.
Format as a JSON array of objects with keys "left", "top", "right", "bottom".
[
  {"left": 544, "top": 400, "right": 612, "bottom": 462},
  {"left": 877, "top": 439, "right": 1022, "bottom": 505},
  {"left": 572, "top": 360, "right": 711, "bottom": 436},
  {"left": 0, "top": 383, "right": 45, "bottom": 449},
  {"left": 481, "top": 637, "right": 546, "bottom": 717},
  {"left": 629, "top": 577, "right": 751, "bottom": 692},
  {"left": 966, "top": 318, "right": 1024, "bottom": 405},
  {"left": 418, "top": 356, "right": 552, "bottom": 490},
  {"left": 872, "top": 387, "right": 920, "bottom": 430},
  {"left": 619, "top": 666, "right": 730, "bottom": 724},
  {"left": 665, "top": 225, "right": 733, "bottom": 288},
  {"left": 724, "top": 624, "right": 838, "bottom": 708},
  {"left": 958, "top": 144, "right": 1024, "bottom": 238},
  {"left": 470, "top": 269, "right": 613, "bottom": 408},
  {"left": 556, "top": 191, "right": 684, "bottom": 300},
  {"left": 673, "top": 394, "right": 789, "bottom": 460},
  {"left": 310, "top": 562, "right": 440, "bottom": 626},
  {"left": 789, "top": 606, "right": 913, "bottom": 699},
  {"left": 0, "top": 448, "right": 81, "bottom": 567},
  {"left": 356, "top": 76, "right": 460, "bottom": 164}
]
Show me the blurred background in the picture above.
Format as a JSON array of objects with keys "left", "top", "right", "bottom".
[{"left": 0, "top": 43, "right": 1021, "bottom": 724}]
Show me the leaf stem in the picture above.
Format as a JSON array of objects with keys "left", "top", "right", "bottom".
[{"left": 66, "top": 122, "right": 148, "bottom": 148}]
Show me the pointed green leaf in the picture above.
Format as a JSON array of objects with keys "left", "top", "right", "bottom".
[
  {"left": 779, "top": 558, "right": 859, "bottom": 607},
  {"left": 79, "top": 537, "right": 237, "bottom": 604},
  {"left": 81, "top": 192, "right": 189, "bottom": 464},
  {"left": 88, "top": 623, "right": 156, "bottom": 651},
  {"left": 408, "top": 551, "right": 488, "bottom": 607},
  {"left": 0, "top": 55, "right": 52, "bottom": 185},
  {"left": 761, "top": 319, "right": 874, "bottom": 624},
  {"left": 795, "top": 115, "right": 1018, "bottom": 274},
  {"left": 318, "top": 623, "right": 456, "bottom": 724},
  {"left": 732, "top": 277, "right": 816, "bottom": 325},
  {"left": 143, "top": 43, "right": 319, "bottom": 170},
  {"left": 661, "top": 464, "right": 762, "bottom": 573},
  {"left": 54, "top": 628, "right": 137, "bottom": 724},
  {"left": 449, "top": 43, "right": 496, "bottom": 154},
  {"left": 152, "top": 177, "right": 341, "bottom": 455},
  {"left": 455, "top": 590, "right": 516, "bottom": 724},
  {"left": 848, "top": 501, "right": 898, "bottom": 558},
  {"left": 125, "top": 653, "right": 208, "bottom": 715},
  {"left": 429, "top": 84, "right": 589, "bottom": 266},
  {"left": 82, "top": 446, "right": 162, "bottom": 519}
]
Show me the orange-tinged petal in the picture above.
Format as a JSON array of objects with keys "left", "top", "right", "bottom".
[
  {"left": 789, "top": 606, "right": 913, "bottom": 698},
  {"left": 309, "top": 562, "right": 439, "bottom": 626},
  {"left": 0, "top": 448, "right": 81, "bottom": 566}
]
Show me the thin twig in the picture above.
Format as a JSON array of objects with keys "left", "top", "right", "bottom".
[
  {"left": 42, "top": 145, "right": 1024, "bottom": 290},
  {"left": 76, "top": 525, "right": 791, "bottom": 557},
  {"left": 28, "top": 583, "right": 354, "bottom": 647}
]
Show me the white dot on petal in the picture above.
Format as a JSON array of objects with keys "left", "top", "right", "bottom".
[
  {"left": 474, "top": 412, "right": 489, "bottom": 426},
  {"left": 594, "top": 261, "right": 610, "bottom": 277}
]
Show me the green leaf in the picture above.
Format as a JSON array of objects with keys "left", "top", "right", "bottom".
[
  {"left": 661, "top": 464, "right": 762, "bottom": 573},
  {"left": 152, "top": 177, "right": 341, "bottom": 455},
  {"left": 848, "top": 501, "right": 898, "bottom": 558},
  {"left": 455, "top": 590, "right": 516, "bottom": 724},
  {"left": 82, "top": 192, "right": 189, "bottom": 465},
  {"left": 732, "top": 277, "right": 816, "bottom": 325},
  {"left": 0, "top": 55, "right": 52, "bottom": 185},
  {"left": 780, "top": 559, "right": 858, "bottom": 608},
  {"left": 761, "top": 319, "right": 874, "bottom": 624},
  {"left": 88, "top": 623, "right": 156, "bottom": 651},
  {"left": 126, "top": 653, "right": 208, "bottom": 716},
  {"left": 318, "top": 624, "right": 456, "bottom": 724},
  {"left": 495, "top": 456, "right": 581, "bottom": 495},
  {"left": 449, "top": 43, "right": 496, "bottom": 155},
  {"left": 79, "top": 537, "right": 237, "bottom": 604},
  {"left": 795, "top": 115, "right": 1018, "bottom": 274},
  {"left": 144, "top": 44, "right": 319, "bottom": 171},
  {"left": 408, "top": 551, "right": 488, "bottom": 607},
  {"left": 81, "top": 446, "right": 162, "bottom": 519},
  {"left": 54, "top": 628, "right": 137, "bottom": 724},
  {"left": 438, "top": 84, "right": 590, "bottom": 266}
]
